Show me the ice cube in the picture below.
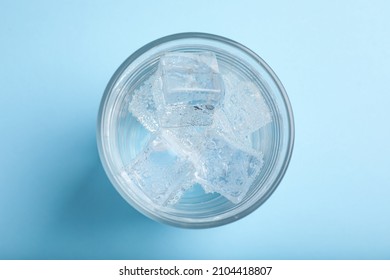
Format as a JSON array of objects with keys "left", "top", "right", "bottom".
[
  {"left": 212, "top": 72, "right": 272, "bottom": 149},
  {"left": 160, "top": 52, "right": 221, "bottom": 104},
  {"left": 121, "top": 136, "right": 195, "bottom": 206},
  {"left": 128, "top": 76, "right": 159, "bottom": 132},
  {"left": 195, "top": 132, "right": 264, "bottom": 203},
  {"left": 153, "top": 52, "right": 224, "bottom": 127}
]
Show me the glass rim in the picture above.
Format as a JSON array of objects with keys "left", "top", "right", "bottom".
[{"left": 97, "top": 32, "right": 295, "bottom": 228}]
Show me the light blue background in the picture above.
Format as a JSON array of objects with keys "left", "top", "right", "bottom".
[{"left": 1, "top": 0, "right": 389, "bottom": 259}]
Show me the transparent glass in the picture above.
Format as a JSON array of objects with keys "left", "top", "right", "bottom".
[{"left": 97, "top": 33, "right": 294, "bottom": 228}]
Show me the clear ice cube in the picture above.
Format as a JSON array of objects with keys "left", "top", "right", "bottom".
[
  {"left": 120, "top": 136, "right": 195, "bottom": 206},
  {"left": 212, "top": 72, "right": 272, "bottom": 150},
  {"left": 153, "top": 52, "right": 224, "bottom": 127},
  {"left": 128, "top": 77, "right": 159, "bottom": 132},
  {"left": 195, "top": 133, "right": 264, "bottom": 203}
]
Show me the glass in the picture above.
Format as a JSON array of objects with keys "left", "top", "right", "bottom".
[{"left": 97, "top": 33, "right": 294, "bottom": 228}]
